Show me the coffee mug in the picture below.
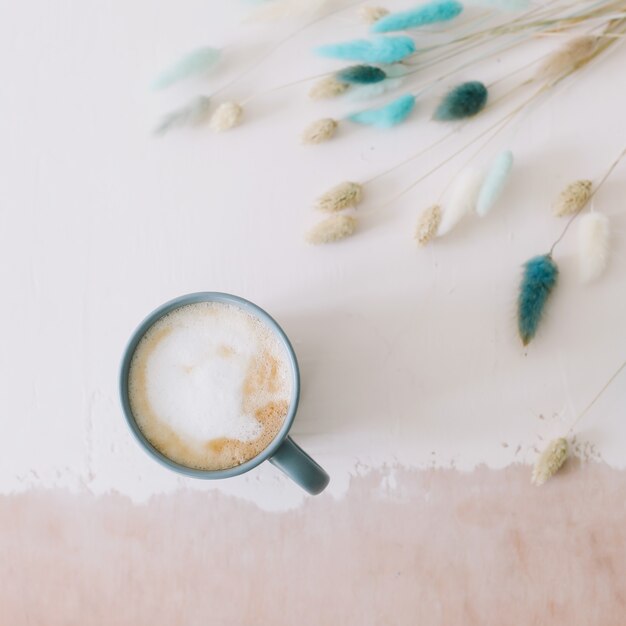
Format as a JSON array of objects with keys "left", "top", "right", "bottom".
[{"left": 119, "top": 292, "right": 329, "bottom": 495}]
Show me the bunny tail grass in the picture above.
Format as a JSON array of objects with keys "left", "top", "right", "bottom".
[
  {"left": 553, "top": 180, "right": 592, "bottom": 217},
  {"left": 347, "top": 63, "right": 407, "bottom": 100},
  {"left": 316, "top": 36, "right": 416, "bottom": 64},
  {"left": 302, "top": 118, "right": 339, "bottom": 144},
  {"left": 309, "top": 76, "right": 350, "bottom": 99},
  {"left": 434, "top": 81, "right": 488, "bottom": 120},
  {"left": 578, "top": 213, "right": 610, "bottom": 283},
  {"left": 315, "top": 181, "right": 363, "bottom": 211},
  {"left": 535, "top": 36, "right": 598, "bottom": 81},
  {"left": 415, "top": 205, "right": 442, "bottom": 246},
  {"left": 152, "top": 47, "right": 221, "bottom": 90},
  {"left": 306, "top": 214, "right": 357, "bottom": 244},
  {"left": 437, "top": 167, "right": 484, "bottom": 236},
  {"left": 347, "top": 77, "right": 404, "bottom": 101},
  {"left": 532, "top": 438, "right": 568, "bottom": 486},
  {"left": 154, "top": 96, "right": 212, "bottom": 135},
  {"left": 359, "top": 6, "right": 390, "bottom": 23},
  {"left": 348, "top": 94, "right": 416, "bottom": 128},
  {"left": 209, "top": 102, "right": 243, "bottom": 132},
  {"left": 517, "top": 254, "right": 558, "bottom": 346},
  {"left": 336, "top": 65, "right": 387, "bottom": 84},
  {"left": 476, "top": 150, "right": 514, "bottom": 216},
  {"left": 372, "top": 0, "right": 463, "bottom": 33}
]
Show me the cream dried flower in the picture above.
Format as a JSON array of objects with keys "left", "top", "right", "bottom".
[
  {"left": 415, "top": 204, "right": 441, "bottom": 246},
  {"left": 309, "top": 76, "right": 350, "bottom": 100},
  {"left": 535, "top": 36, "right": 599, "bottom": 81},
  {"left": 553, "top": 179, "right": 592, "bottom": 217},
  {"left": 209, "top": 101, "right": 243, "bottom": 132},
  {"left": 315, "top": 182, "right": 363, "bottom": 212},
  {"left": 306, "top": 214, "right": 357, "bottom": 244},
  {"left": 302, "top": 118, "right": 338, "bottom": 144},
  {"left": 358, "top": 6, "right": 389, "bottom": 24},
  {"left": 532, "top": 437, "right": 569, "bottom": 486}
]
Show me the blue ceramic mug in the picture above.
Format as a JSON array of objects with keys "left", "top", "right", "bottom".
[{"left": 119, "top": 292, "right": 329, "bottom": 495}]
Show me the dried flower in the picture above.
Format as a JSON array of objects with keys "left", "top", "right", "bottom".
[
  {"left": 154, "top": 96, "right": 212, "bottom": 135},
  {"left": 306, "top": 214, "right": 357, "bottom": 244},
  {"left": 517, "top": 254, "right": 558, "bottom": 346},
  {"left": 372, "top": 1, "right": 463, "bottom": 34},
  {"left": 336, "top": 64, "right": 387, "bottom": 85},
  {"left": 532, "top": 437, "right": 568, "bottom": 485},
  {"left": 437, "top": 167, "right": 484, "bottom": 236},
  {"left": 347, "top": 76, "right": 405, "bottom": 101},
  {"left": 415, "top": 204, "right": 441, "bottom": 246},
  {"left": 553, "top": 179, "right": 592, "bottom": 217},
  {"left": 476, "top": 150, "right": 514, "bottom": 217},
  {"left": 578, "top": 212, "right": 610, "bottom": 283},
  {"left": 152, "top": 47, "right": 221, "bottom": 90},
  {"left": 309, "top": 76, "right": 350, "bottom": 100},
  {"left": 209, "top": 102, "right": 243, "bottom": 132},
  {"left": 349, "top": 93, "right": 416, "bottom": 128},
  {"left": 359, "top": 6, "right": 390, "bottom": 23},
  {"left": 535, "top": 36, "right": 598, "bottom": 81},
  {"left": 316, "top": 36, "right": 416, "bottom": 64},
  {"left": 315, "top": 181, "right": 363, "bottom": 212},
  {"left": 433, "top": 81, "right": 488, "bottom": 121},
  {"left": 302, "top": 118, "right": 339, "bottom": 144}
]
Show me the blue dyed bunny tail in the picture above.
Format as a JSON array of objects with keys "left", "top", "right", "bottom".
[
  {"left": 372, "top": 0, "right": 463, "bottom": 33},
  {"left": 336, "top": 65, "right": 387, "bottom": 84},
  {"left": 348, "top": 94, "right": 416, "bottom": 128},
  {"left": 433, "top": 81, "right": 488, "bottom": 120},
  {"left": 347, "top": 77, "right": 404, "bottom": 101},
  {"left": 152, "top": 47, "right": 221, "bottom": 90},
  {"left": 517, "top": 254, "right": 559, "bottom": 346},
  {"left": 476, "top": 150, "right": 514, "bottom": 216},
  {"left": 316, "top": 36, "right": 416, "bottom": 64}
]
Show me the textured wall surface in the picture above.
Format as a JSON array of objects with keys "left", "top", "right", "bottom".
[{"left": 1, "top": 1, "right": 625, "bottom": 623}]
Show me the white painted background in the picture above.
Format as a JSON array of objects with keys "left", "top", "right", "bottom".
[{"left": 1, "top": 1, "right": 625, "bottom": 509}]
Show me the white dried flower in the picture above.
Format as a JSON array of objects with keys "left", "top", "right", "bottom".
[
  {"left": 358, "top": 6, "right": 389, "bottom": 23},
  {"left": 532, "top": 437, "right": 568, "bottom": 486},
  {"left": 309, "top": 76, "right": 350, "bottom": 100},
  {"left": 578, "top": 212, "right": 610, "bottom": 283},
  {"left": 553, "top": 179, "right": 592, "bottom": 217},
  {"left": 302, "top": 118, "right": 339, "bottom": 144},
  {"left": 437, "top": 167, "right": 484, "bottom": 236},
  {"left": 209, "top": 101, "right": 243, "bottom": 132},
  {"left": 315, "top": 181, "right": 363, "bottom": 212},
  {"left": 415, "top": 205, "right": 441, "bottom": 246},
  {"left": 306, "top": 214, "right": 357, "bottom": 244}
]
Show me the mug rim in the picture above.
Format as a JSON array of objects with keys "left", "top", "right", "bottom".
[{"left": 118, "top": 292, "right": 301, "bottom": 479}]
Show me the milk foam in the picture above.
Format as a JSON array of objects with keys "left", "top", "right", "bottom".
[{"left": 128, "top": 301, "right": 292, "bottom": 470}]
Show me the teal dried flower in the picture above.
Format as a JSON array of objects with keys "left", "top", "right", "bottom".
[
  {"left": 336, "top": 65, "right": 387, "bottom": 85},
  {"left": 434, "top": 81, "right": 488, "bottom": 121}
]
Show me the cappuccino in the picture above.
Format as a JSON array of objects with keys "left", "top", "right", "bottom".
[{"left": 127, "top": 301, "right": 292, "bottom": 471}]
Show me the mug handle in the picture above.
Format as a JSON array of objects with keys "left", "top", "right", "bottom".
[{"left": 269, "top": 437, "right": 330, "bottom": 495}]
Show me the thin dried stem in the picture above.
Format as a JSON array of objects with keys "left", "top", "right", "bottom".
[{"left": 568, "top": 358, "right": 626, "bottom": 434}]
